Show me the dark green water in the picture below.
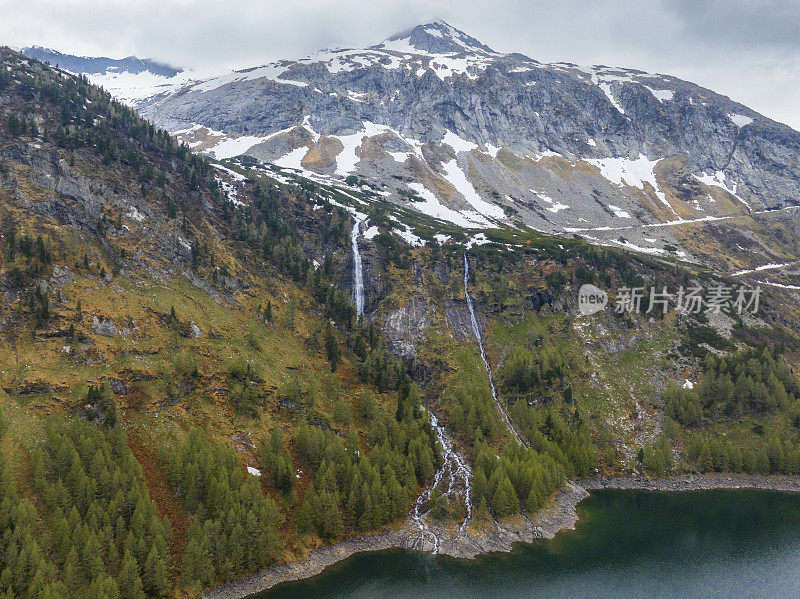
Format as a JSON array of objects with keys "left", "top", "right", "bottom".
[{"left": 258, "top": 490, "right": 800, "bottom": 599}]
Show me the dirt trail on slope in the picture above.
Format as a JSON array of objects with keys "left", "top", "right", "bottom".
[{"left": 128, "top": 434, "right": 190, "bottom": 571}]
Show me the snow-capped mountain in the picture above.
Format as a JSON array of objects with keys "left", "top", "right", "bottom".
[
  {"left": 20, "top": 46, "right": 195, "bottom": 107},
  {"left": 375, "top": 20, "right": 497, "bottom": 54},
  {"left": 39, "top": 22, "right": 800, "bottom": 267}
]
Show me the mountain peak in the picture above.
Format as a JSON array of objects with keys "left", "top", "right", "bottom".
[
  {"left": 20, "top": 46, "right": 182, "bottom": 77},
  {"left": 375, "top": 20, "right": 495, "bottom": 55}
]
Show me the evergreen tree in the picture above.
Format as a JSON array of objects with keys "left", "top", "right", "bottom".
[
  {"left": 143, "top": 545, "right": 167, "bottom": 596},
  {"left": 87, "top": 573, "right": 120, "bottom": 599},
  {"left": 118, "top": 550, "right": 145, "bottom": 599},
  {"left": 325, "top": 326, "right": 340, "bottom": 372},
  {"left": 491, "top": 475, "right": 520, "bottom": 518},
  {"left": 182, "top": 537, "right": 210, "bottom": 587},
  {"left": 698, "top": 441, "right": 714, "bottom": 472}
]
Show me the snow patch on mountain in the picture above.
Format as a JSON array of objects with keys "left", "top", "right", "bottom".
[
  {"left": 589, "top": 68, "right": 637, "bottom": 114},
  {"left": 731, "top": 262, "right": 795, "bottom": 276},
  {"left": 728, "top": 113, "right": 754, "bottom": 128},
  {"left": 440, "top": 159, "right": 505, "bottom": 220},
  {"left": 209, "top": 134, "right": 270, "bottom": 160},
  {"left": 211, "top": 163, "right": 246, "bottom": 181},
  {"left": 586, "top": 156, "right": 675, "bottom": 214},
  {"left": 643, "top": 86, "right": 674, "bottom": 102},
  {"left": 387, "top": 150, "right": 413, "bottom": 163},
  {"left": 611, "top": 239, "right": 667, "bottom": 255},
  {"left": 484, "top": 143, "right": 500, "bottom": 157},
  {"left": 694, "top": 171, "right": 751, "bottom": 210},
  {"left": 376, "top": 20, "right": 496, "bottom": 55},
  {"left": 214, "top": 175, "right": 245, "bottom": 207},
  {"left": 608, "top": 204, "right": 632, "bottom": 218},
  {"left": 427, "top": 54, "right": 493, "bottom": 80},
  {"left": 274, "top": 147, "right": 308, "bottom": 170},
  {"left": 465, "top": 233, "right": 491, "bottom": 249},
  {"left": 596, "top": 81, "right": 625, "bottom": 114},
  {"left": 407, "top": 182, "right": 491, "bottom": 228},
  {"left": 173, "top": 123, "right": 304, "bottom": 160},
  {"left": 87, "top": 69, "right": 195, "bottom": 106},
  {"left": 442, "top": 130, "right": 478, "bottom": 153},
  {"left": 756, "top": 280, "right": 800, "bottom": 290},
  {"left": 533, "top": 191, "right": 569, "bottom": 213}
]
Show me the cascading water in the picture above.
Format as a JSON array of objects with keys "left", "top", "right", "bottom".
[
  {"left": 463, "top": 254, "right": 525, "bottom": 446},
  {"left": 408, "top": 411, "right": 472, "bottom": 553},
  {"left": 351, "top": 219, "right": 365, "bottom": 317}
]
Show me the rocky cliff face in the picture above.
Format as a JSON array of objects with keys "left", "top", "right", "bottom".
[{"left": 134, "top": 20, "right": 800, "bottom": 263}]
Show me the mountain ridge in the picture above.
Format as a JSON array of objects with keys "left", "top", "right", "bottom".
[
  {"left": 15, "top": 23, "right": 800, "bottom": 277},
  {"left": 19, "top": 45, "right": 196, "bottom": 108},
  {"left": 123, "top": 21, "right": 800, "bottom": 276},
  {"left": 21, "top": 45, "right": 183, "bottom": 76}
]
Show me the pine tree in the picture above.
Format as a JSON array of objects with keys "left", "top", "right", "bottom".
[
  {"left": 491, "top": 475, "right": 519, "bottom": 518},
  {"left": 63, "top": 545, "right": 79, "bottom": 592},
  {"left": 698, "top": 441, "right": 714, "bottom": 472},
  {"left": 346, "top": 427, "right": 360, "bottom": 457},
  {"left": 296, "top": 491, "right": 316, "bottom": 533},
  {"left": 325, "top": 326, "right": 340, "bottom": 372},
  {"left": 182, "top": 536, "right": 210, "bottom": 587},
  {"left": 118, "top": 550, "right": 145, "bottom": 599},
  {"left": 86, "top": 573, "right": 120, "bottom": 599},
  {"left": 472, "top": 466, "right": 487, "bottom": 503},
  {"left": 143, "top": 544, "right": 167, "bottom": 596},
  {"left": 82, "top": 532, "right": 103, "bottom": 579},
  {"left": 477, "top": 496, "right": 489, "bottom": 519},
  {"left": 332, "top": 398, "right": 350, "bottom": 425}
]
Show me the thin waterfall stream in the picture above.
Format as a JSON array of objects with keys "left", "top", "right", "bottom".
[
  {"left": 351, "top": 219, "right": 365, "bottom": 317},
  {"left": 463, "top": 254, "right": 525, "bottom": 446},
  {"left": 408, "top": 411, "right": 472, "bottom": 553}
]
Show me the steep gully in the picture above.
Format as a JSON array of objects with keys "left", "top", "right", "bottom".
[
  {"left": 350, "top": 237, "right": 524, "bottom": 551},
  {"left": 407, "top": 255, "right": 529, "bottom": 551},
  {"left": 463, "top": 254, "right": 526, "bottom": 446},
  {"left": 408, "top": 412, "right": 473, "bottom": 553}
]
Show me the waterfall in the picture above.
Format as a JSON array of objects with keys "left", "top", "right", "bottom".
[
  {"left": 409, "top": 411, "right": 472, "bottom": 553},
  {"left": 351, "top": 219, "right": 365, "bottom": 317},
  {"left": 463, "top": 254, "right": 525, "bottom": 446}
]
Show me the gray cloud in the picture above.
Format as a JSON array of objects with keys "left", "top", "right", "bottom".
[
  {"left": 666, "top": 0, "right": 800, "bottom": 50},
  {"left": 1, "top": 0, "right": 798, "bottom": 129}
]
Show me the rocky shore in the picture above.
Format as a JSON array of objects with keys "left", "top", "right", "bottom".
[
  {"left": 202, "top": 474, "right": 800, "bottom": 599},
  {"left": 580, "top": 473, "right": 800, "bottom": 493},
  {"left": 202, "top": 528, "right": 407, "bottom": 599}
]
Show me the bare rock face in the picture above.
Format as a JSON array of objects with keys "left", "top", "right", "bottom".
[
  {"left": 48, "top": 265, "right": 76, "bottom": 292},
  {"left": 92, "top": 315, "right": 118, "bottom": 337},
  {"left": 383, "top": 299, "right": 429, "bottom": 361},
  {"left": 360, "top": 241, "right": 386, "bottom": 315},
  {"left": 446, "top": 299, "right": 481, "bottom": 342}
]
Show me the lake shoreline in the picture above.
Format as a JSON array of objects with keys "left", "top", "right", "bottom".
[
  {"left": 202, "top": 474, "right": 800, "bottom": 599},
  {"left": 580, "top": 473, "right": 800, "bottom": 493}
]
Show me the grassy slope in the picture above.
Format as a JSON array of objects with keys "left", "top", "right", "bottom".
[{"left": 0, "top": 48, "right": 413, "bottom": 594}]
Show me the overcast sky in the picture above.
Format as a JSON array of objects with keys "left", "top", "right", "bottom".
[{"left": 2, "top": 0, "right": 799, "bottom": 129}]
